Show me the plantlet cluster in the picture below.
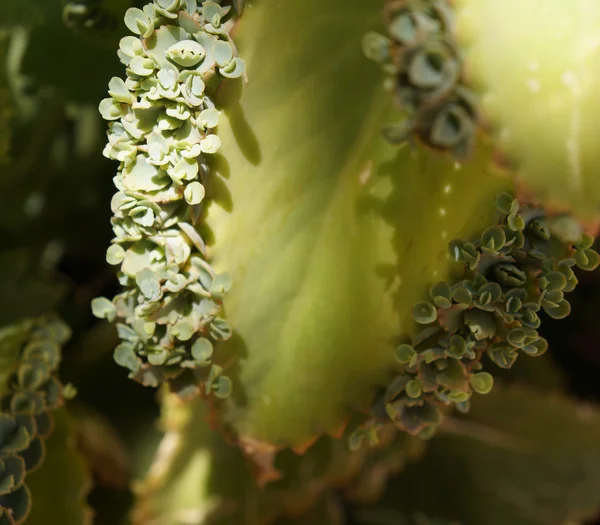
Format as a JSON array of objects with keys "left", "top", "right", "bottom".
[
  {"left": 0, "top": 317, "right": 71, "bottom": 525},
  {"left": 92, "top": 0, "right": 245, "bottom": 400},
  {"left": 363, "top": 0, "right": 477, "bottom": 158},
  {"left": 353, "top": 194, "right": 600, "bottom": 445}
]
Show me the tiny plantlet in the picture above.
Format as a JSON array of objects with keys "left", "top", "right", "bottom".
[{"left": 3, "top": 0, "right": 600, "bottom": 524}]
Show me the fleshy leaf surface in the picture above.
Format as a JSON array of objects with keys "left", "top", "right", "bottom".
[
  {"left": 207, "top": 0, "right": 512, "bottom": 447},
  {"left": 133, "top": 393, "right": 423, "bottom": 525},
  {"left": 456, "top": 0, "right": 600, "bottom": 222},
  {"left": 25, "top": 409, "right": 93, "bottom": 525}
]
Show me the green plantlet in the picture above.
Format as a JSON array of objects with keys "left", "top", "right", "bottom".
[
  {"left": 357, "top": 193, "right": 600, "bottom": 438},
  {"left": 93, "top": 0, "right": 246, "bottom": 398}
]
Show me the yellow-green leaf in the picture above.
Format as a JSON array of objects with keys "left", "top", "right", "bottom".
[
  {"left": 207, "top": 0, "right": 512, "bottom": 447},
  {"left": 25, "top": 409, "right": 93, "bottom": 525},
  {"left": 456, "top": 0, "right": 600, "bottom": 222}
]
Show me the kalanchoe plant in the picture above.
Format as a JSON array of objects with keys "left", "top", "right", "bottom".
[
  {"left": 351, "top": 193, "right": 600, "bottom": 445},
  {"left": 6, "top": 0, "right": 600, "bottom": 523},
  {"left": 363, "top": 0, "right": 477, "bottom": 159},
  {"left": 0, "top": 316, "right": 71, "bottom": 525},
  {"left": 92, "top": 0, "right": 246, "bottom": 399}
]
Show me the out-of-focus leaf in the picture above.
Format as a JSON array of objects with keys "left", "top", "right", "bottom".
[
  {"left": 208, "top": 0, "right": 512, "bottom": 448},
  {"left": 456, "top": 0, "right": 600, "bottom": 222},
  {"left": 0, "top": 321, "right": 28, "bottom": 396},
  {"left": 490, "top": 353, "right": 565, "bottom": 392},
  {"left": 363, "top": 383, "right": 600, "bottom": 525},
  {"left": 0, "top": 87, "right": 12, "bottom": 165},
  {"left": 0, "top": 249, "right": 66, "bottom": 326},
  {"left": 351, "top": 507, "right": 460, "bottom": 525},
  {"left": 69, "top": 403, "right": 131, "bottom": 490},
  {"left": 274, "top": 493, "right": 344, "bottom": 525},
  {"left": 0, "top": 0, "right": 44, "bottom": 29},
  {"left": 25, "top": 409, "right": 94, "bottom": 525},
  {"left": 17, "top": 0, "right": 127, "bottom": 104},
  {"left": 132, "top": 393, "right": 424, "bottom": 525}
]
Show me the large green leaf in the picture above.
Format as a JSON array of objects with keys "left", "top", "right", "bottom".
[
  {"left": 362, "top": 383, "right": 600, "bottom": 525},
  {"left": 456, "top": 0, "right": 600, "bottom": 222},
  {"left": 207, "top": 0, "right": 512, "bottom": 447},
  {"left": 23, "top": 409, "right": 94, "bottom": 525}
]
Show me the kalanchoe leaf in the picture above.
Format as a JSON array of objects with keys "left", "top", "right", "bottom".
[
  {"left": 445, "top": 334, "right": 467, "bottom": 359},
  {"left": 507, "top": 212, "right": 525, "bottom": 231},
  {"left": 430, "top": 281, "right": 453, "bottom": 309},
  {"left": 212, "top": 376, "right": 233, "bottom": 398},
  {"left": 539, "top": 271, "right": 567, "bottom": 292},
  {"left": 0, "top": 484, "right": 30, "bottom": 524},
  {"left": 493, "top": 263, "right": 526, "bottom": 287},
  {"left": 506, "top": 327, "right": 538, "bottom": 349},
  {"left": 437, "top": 304, "right": 468, "bottom": 333},
  {"left": 474, "top": 282, "right": 502, "bottom": 310},
  {"left": 166, "top": 40, "right": 206, "bottom": 67},
  {"left": 136, "top": 268, "right": 162, "bottom": 302},
  {"left": 191, "top": 338, "right": 213, "bottom": 364},
  {"left": 382, "top": 121, "right": 412, "bottom": 145},
  {"left": 99, "top": 98, "right": 126, "bottom": 121},
  {"left": 469, "top": 371, "right": 494, "bottom": 394},
  {"left": 385, "top": 375, "right": 412, "bottom": 403},
  {"left": 0, "top": 317, "right": 71, "bottom": 520},
  {"left": 452, "top": 285, "right": 472, "bottom": 305},
  {"left": 113, "top": 344, "right": 141, "bottom": 372},
  {"left": 436, "top": 360, "right": 469, "bottom": 392},
  {"left": 362, "top": 31, "right": 391, "bottom": 65},
  {"left": 543, "top": 299, "right": 571, "bottom": 320},
  {"left": 0, "top": 417, "right": 30, "bottom": 455},
  {"left": 210, "top": 318, "right": 232, "bottom": 341},
  {"left": 405, "top": 379, "right": 422, "bottom": 399},
  {"left": 542, "top": 289, "right": 565, "bottom": 308},
  {"left": 412, "top": 302, "right": 437, "bottom": 324},
  {"left": 124, "top": 7, "right": 154, "bottom": 38},
  {"left": 0, "top": 455, "right": 25, "bottom": 495},
  {"left": 520, "top": 306, "right": 541, "bottom": 329},
  {"left": 347, "top": 428, "right": 366, "bottom": 452},
  {"left": 577, "top": 232, "right": 595, "bottom": 250},
  {"left": 106, "top": 244, "right": 125, "bottom": 266},
  {"left": 464, "top": 310, "right": 496, "bottom": 340},
  {"left": 575, "top": 248, "right": 600, "bottom": 271},
  {"left": 495, "top": 192, "right": 514, "bottom": 214},
  {"left": 19, "top": 438, "right": 44, "bottom": 472},
  {"left": 487, "top": 344, "right": 518, "bottom": 369},
  {"left": 368, "top": 192, "right": 598, "bottom": 442},
  {"left": 395, "top": 344, "right": 417, "bottom": 365},
  {"left": 481, "top": 226, "right": 506, "bottom": 252},
  {"left": 429, "top": 103, "right": 473, "bottom": 149},
  {"left": 522, "top": 337, "right": 548, "bottom": 357},
  {"left": 528, "top": 217, "right": 551, "bottom": 240},
  {"left": 210, "top": 273, "right": 232, "bottom": 298}
]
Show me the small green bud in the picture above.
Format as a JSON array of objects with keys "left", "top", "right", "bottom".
[
  {"left": 469, "top": 372, "right": 494, "bottom": 394},
  {"left": 412, "top": 302, "right": 438, "bottom": 324}
]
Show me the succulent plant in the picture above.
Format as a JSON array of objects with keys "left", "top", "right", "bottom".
[
  {"left": 4, "top": 0, "right": 600, "bottom": 523},
  {"left": 0, "top": 316, "right": 72, "bottom": 524},
  {"left": 354, "top": 193, "right": 599, "bottom": 442},
  {"left": 92, "top": 0, "right": 246, "bottom": 399}
]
